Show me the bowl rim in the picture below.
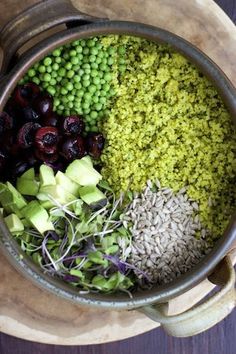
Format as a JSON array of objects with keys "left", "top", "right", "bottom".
[{"left": 0, "top": 20, "right": 236, "bottom": 309}]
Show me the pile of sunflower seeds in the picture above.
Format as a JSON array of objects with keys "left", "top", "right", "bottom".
[{"left": 122, "top": 180, "right": 212, "bottom": 286}]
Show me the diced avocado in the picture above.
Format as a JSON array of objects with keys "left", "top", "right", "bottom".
[
  {"left": 37, "top": 185, "right": 77, "bottom": 207},
  {"left": 4, "top": 214, "right": 24, "bottom": 234},
  {"left": 20, "top": 168, "right": 35, "bottom": 180},
  {"left": 39, "top": 164, "right": 56, "bottom": 187},
  {"left": 55, "top": 171, "right": 80, "bottom": 196},
  {"left": 0, "top": 182, "right": 27, "bottom": 213},
  {"left": 66, "top": 158, "right": 102, "bottom": 186},
  {"left": 21, "top": 201, "right": 54, "bottom": 234},
  {"left": 81, "top": 155, "right": 93, "bottom": 167},
  {"left": 17, "top": 178, "right": 39, "bottom": 196},
  {"left": 79, "top": 185, "right": 107, "bottom": 209},
  {"left": 22, "top": 218, "right": 32, "bottom": 227},
  {"left": 0, "top": 208, "right": 3, "bottom": 216}
]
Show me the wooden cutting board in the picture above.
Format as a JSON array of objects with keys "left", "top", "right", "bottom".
[{"left": 0, "top": 0, "right": 236, "bottom": 345}]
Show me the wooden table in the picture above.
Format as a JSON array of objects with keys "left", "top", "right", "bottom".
[{"left": 0, "top": 0, "right": 236, "bottom": 353}]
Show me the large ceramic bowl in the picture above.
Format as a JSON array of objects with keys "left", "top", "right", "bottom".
[{"left": 0, "top": 0, "right": 236, "bottom": 337}]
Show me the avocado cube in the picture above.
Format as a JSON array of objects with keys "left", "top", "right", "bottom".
[
  {"left": 4, "top": 214, "right": 24, "bottom": 234},
  {"left": 37, "top": 185, "right": 77, "bottom": 207},
  {"left": 17, "top": 178, "right": 39, "bottom": 196},
  {"left": 39, "top": 164, "right": 56, "bottom": 187},
  {"left": 0, "top": 182, "right": 27, "bottom": 212},
  {"left": 20, "top": 168, "right": 35, "bottom": 180},
  {"left": 79, "top": 185, "right": 107, "bottom": 208},
  {"left": 55, "top": 171, "right": 80, "bottom": 196},
  {"left": 22, "top": 201, "right": 54, "bottom": 234},
  {"left": 66, "top": 158, "right": 102, "bottom": 186}
]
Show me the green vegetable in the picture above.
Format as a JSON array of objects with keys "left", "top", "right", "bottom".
[
  {"left": 4, "top": 214, "right": 24, "bottom": 234},
  {"left": 21, "top": 201, "right": 54, "bottom": 234}
]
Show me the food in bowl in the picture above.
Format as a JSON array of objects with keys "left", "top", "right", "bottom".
[{"left": 0, "top": 35, "right": 235, "bottom": 295}]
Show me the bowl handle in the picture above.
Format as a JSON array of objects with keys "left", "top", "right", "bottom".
[
  {"left": 0, "top": 0, "right": 105, "bottom": 74},
  {"left": 139, "top": 256, "right": 236, "bottom": 337}
]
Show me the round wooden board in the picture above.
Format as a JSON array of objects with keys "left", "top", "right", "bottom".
[{"left": 0, "top": 0, "right": 236, "bottom": 345}]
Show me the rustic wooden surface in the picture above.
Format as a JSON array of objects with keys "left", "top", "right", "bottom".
[{"left": 0, "top": 0, "right": 236, "bottom": 352}]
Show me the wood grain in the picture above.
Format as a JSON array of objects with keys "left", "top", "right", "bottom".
[{"left": 0, "top": 0, "right": 236, "bottom": 349}]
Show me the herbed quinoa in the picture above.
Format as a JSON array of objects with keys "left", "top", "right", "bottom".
[{"left": 100, "top": 36, "right": 236, "bottom": 240}]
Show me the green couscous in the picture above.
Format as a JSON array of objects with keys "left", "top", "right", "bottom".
[{"left": 100, "top": 36, "right": 236, "bottom": 239}]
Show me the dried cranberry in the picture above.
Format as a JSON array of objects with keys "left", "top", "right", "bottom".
[
  {"left": 0, "top": 112, "right": 13, "bottom": 135},
  {"left": 33, "top": 94, "right": 53, "bottom": 117},
  {"left": 17, "top": 122, "right": 41, "bottom": 149},
  {"left": 42, "top": 112, "right": 59, "bottom": 127},
  {"left": 35, "top": 127, "right": 59, "bottom": 154},
  {"left": 86, "top": 133, "right": 105, "bottom": 159},
  {"left": 35, "top": 150, "right": 59, "bottom": 163},
  {"left": 21, "top": 106, "right": 40, "bottom": 122},
  {"left": 60, "top": 136, "right": 86, "bottom": 161},
  {"left": 62, "top": 115, "right": 84, "bottom": 136},
  {"left": 13, "top": 82, "right": 41, "bottom": 107}
]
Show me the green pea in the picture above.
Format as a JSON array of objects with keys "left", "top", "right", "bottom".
[
  {"left": 58, "top": 105, "right": 64, "bottom": 110},
  {"left": 52, "top": 63, "right": 59, "bottom": 71},
  {"left": 58, "top": 68, "right": 66, "bottom": 77},
  {"left": 61, "top": 87, "right": 68, "bottom": 95},
  {"left": 55, "top": 57, "right": 62, "bottom": 64},
  {"left": 119, "top": 58, "right": 126, "bottom": 65},
  {"left": 90, "top": 111, "right": 98, "bottom": 119},
  {"left": 47, "top": 86, "right": 56, "bottom": 96},
  {"left": 63, "top": 52, "right": 70, "bottom": 60},
  {"left": 84, "top": 68, "right": 91, "bottom": 75},
  {"left": 74, "top": 75, "right": 81, "bottom": 83},
  {"left": 50, "top": 78, "right": 57, "bottom": 86},
  {"left": 66, "top": 82, "right": 73, "bottom": 91},
  {"left": 91, "top": 126, "right": 99, "bottom": 132},
  {"left": 83, "top": 47, "right": 90, "bottom": 55},
  {"left": 70, "top": 49, "right": 77, "bottom": 57},
  {"left": 52, "top": 49, "right": 61, "bottom": 57},
  {"left": 82, "top": 74, "right": 90, "bottom": 81},
  {"left": 82, "top": 102, "right": 90, "bottom": 110},
  {"left": 91, "top": 62, "right": 99, "bottom": 69},
  {"left": 65, "top": 62, "right": 72, "bottom": 70},
  {"left": 44, "top": 57, "right": 52, "bottom": 66},
  {"left": 100, "top": 90, "right": 106, "bottom": 97},
  {"left": 89, "top": 55, "right": 96, "bottom": 63},
  {"left": 96, "top": 57, "right": 102, "bottom": 65},
  {"left": 83, "top": 80, "right": 90, "bottom": 88},
  {"left": 103, "top": 83, "right": 110, "bottom": 91},
  {"left": 84, "top": 92, "right": 92, "bottom": 101},
  {"left": 46, "top": 66, "right": 52, "bottom": 73},
  {"left": 99, "top": 63, "right": 107, "bottom": 71},
  {"left": 92, "top": 96, "right": 99, "bottom": 104},
  {"left": 95, "top": 102, "right": 103, "bottom": 111},
  {"left": 39, "top": 65, "right": 46, "bottom": 73},
  {"left": 76, "top": 45, "right": 83, "bottom": 53},
  {"left": 32, "top": 77, "right": 40, "bottom": 85},
  {"left": 67, "top": 70, "right": 75, "bottom": 79},
  {"left": 78, "top": 69, "right": 84, "bottom": 76},
  {"left": 87, "top": 39, "right": 95, "bottom": 47},
  {"left": 43, "top": 73, "right": 51, "bottom": 82},
  {"left": 90, "top": 47, "right": 98, "bottom": 55},
  {"left": 88, "top": 84, "right": 97, "bottom": 94},
  {"left": 78, "top": 53, "right": 83, "bottom": 61},
  {"left": 93, "top": 77, "right": 100, "bottom": 85},
  {"left": 100, "top": 79, "right": 106, "bottom": 85},
  {"left": 71, "top": 57, "right": 79, "bottom": 65},
  {"left": 83, "top": 109, "right": 91, "bottom": 115},
  {"left": 54, "top": 98, "right": 60, "bottom": 107},
  {"left": 51, "top": 71, "right": 57, "bottom": 78},
  {"left": 82, "top": 63, "right": 90, "bottom": 69},
  {"left": 76, "top": 90, "right": 84, "bottom": 97},
  {"left": 91, "top": 69, "right": 98, "bottom": 78},
  {"left": 98, "top": 51, "right": 104, "bottom": 59},
  {"left": 28, "top": 69, "right": 35, "bottom": 77},
  {"left": 107, "top": 57, "right": 114, "bottom": 65},
  {"left": 68, "top": 94, "right": 74, "bottom": 102},
  {"left": 75, "top": 82, "right": 82, "bottom": 90}
]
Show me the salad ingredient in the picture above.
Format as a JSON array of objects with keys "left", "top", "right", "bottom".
[
  {"left": 21, "top": 106, "right": 40, "bottom": 122},
  {"left": 17, "top": 176, "right": 39, "bottom": 196},
  {"left": 123, "top": 181, "right": 211, "bottom": 286},
  {"left": 4, "top": 214, "right": 24, "bottom": 234},
  {"left": 55, "top": 171, "right": 80, "bottom": 195},
  {"left": 100, "top": 36, "right": 236, "bottom": 239},
  {"left": 33, "top": 94, "right": 53, "bottom": 117},
  {"left": 62, "top": 115, "right": 85, "bottom": 136},
  {"left": 13, "top": 82, "right": 40, "bottom": 107},
  {"left": 86, "top": 132, "right": 105, "bottom": 159},
  {"left": 17, "top": 122, "right": 41, "bottom": 149},
  {"left": 60, "top": 136, "right": 86, "bottom": 161},
  {"left": 21, "top": 200, "right": 54, "bottom": 234},
  {"left": 78, "top": 185, "right": 106, "bottom": 209},
  {"left": 39, "top": 164, "right": 56, "bottom": 186},
  {"left": 35, "top": 126, "right": 59, "bottom": 154},
  {"left": 65, "top": 157, "right": 102, "bottom": 186}
]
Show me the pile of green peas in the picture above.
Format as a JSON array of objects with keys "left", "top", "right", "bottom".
[{"left": 22, "top": 37, "right": 126, "bottom": 131}]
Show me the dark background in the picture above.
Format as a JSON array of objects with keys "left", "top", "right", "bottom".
[{"left": 0, "top": 0, "right": 236, "bottom": 353}]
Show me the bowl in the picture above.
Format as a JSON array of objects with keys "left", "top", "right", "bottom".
[{"left": 0, "top": 0, "right": 236, "bottom": 337}]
